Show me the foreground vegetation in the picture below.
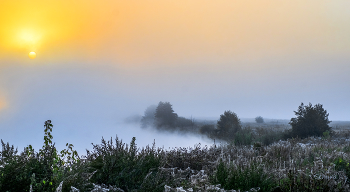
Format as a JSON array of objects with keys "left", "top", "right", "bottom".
[
  {"left": 1, "top": 102, "right": 349, "bottom": 191},
  {"left": 1, "top": 121, "right": 350, "bottom": 191}
]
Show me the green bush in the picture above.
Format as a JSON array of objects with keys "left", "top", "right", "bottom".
[
  {"left": 0, "top": 148, "right": 30, "bottom": 191},
  {"left": 87, "top": 136, "right": 164, "bottom": 191}
]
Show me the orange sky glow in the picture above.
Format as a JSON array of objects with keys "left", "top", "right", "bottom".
[{"left": 1, "top": 0, "right": 349, "bottom": 66}]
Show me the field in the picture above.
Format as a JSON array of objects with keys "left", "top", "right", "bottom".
[{"left": 1, "top": 120, "right": 350, "bottom": 192}]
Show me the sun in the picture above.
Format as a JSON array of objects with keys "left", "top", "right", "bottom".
[{"left": 28, "top": 52, "right": 37, "bottom": 59}]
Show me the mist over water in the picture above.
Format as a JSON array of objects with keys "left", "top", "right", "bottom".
[
  {"left": 8, "top": 117, "right": 216, "bottom": 157},
  {"left": 62, "top": 122, "right": 215, "bottom": 156}
]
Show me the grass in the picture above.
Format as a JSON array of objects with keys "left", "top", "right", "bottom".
[{"left": 1, "top": 121, "right": 350, "bottom": 191}]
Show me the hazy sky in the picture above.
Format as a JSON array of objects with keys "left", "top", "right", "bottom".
[{"left": 1, "top": 1, "right": 350, "bottom": 153}]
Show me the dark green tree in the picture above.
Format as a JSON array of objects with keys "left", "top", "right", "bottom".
[
  {"left": 289, "top": 103, "right": 332, "bottom": 138},
  {"left": 255, "top": 116, "right": 264, "bottom": 123},
  {"left": 154, "top": 101, "right": 178, "bottom": 128},
  {"left": 216, "top": 111, "right": 242, "bottom": 139}
]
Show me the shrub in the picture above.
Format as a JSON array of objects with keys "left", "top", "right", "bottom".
[
  {"left": 0, "top": 120, "right": 80, "bottom": 192},
  {"left": 255, "top": 128, "right": 284, "bottom": 146},
  {"left": 234, "top": 128, "right": 253, "bottom": 146},
  {"left": 255, "top": 116, "right": 264, "bottom": 123},
  {"left": 289, "top": 102, "right": 332, "bottom": 138},
  {"left": 0, "top": 142, "right": 31, "bottom": 191},
  {"left": 87, "top": 136, "right": 163, "bottom": 191}
]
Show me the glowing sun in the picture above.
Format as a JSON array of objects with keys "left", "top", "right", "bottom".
[{"left": 28, "top": 52, "right": 36, "bottom": 59}]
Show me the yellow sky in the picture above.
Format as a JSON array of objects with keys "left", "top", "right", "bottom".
[{"left": 1, "top": 0, "right": 350, "bottom": 67}]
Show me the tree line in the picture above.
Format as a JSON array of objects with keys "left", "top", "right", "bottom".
[{"left": 141, "top": 101, "right": 332, "bottom": 143}]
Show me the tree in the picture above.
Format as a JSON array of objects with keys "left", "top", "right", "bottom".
[
  {"left": 255, "top": 116, "right": 264, "bottom": 123},
  {"left": 289, "top": 102, "right": 332, "bottom": 138},
  {"left": 216, "top": 110, "right": 242, "bottom": 139},
  {"left": 154, "top": 101, "right": 178, "bottom": 128},
  {"left": 141, "top": 105, "right": 157, "bottom": 128}
]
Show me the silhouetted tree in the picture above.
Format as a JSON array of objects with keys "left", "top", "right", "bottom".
[
  {"left": 141, "top": 105, "right": 157, "bottom": 128},
  {"left": 154, "top": 102, "right": 178, "bottom": 128},
  {"left": 289, "top": 102, "right": 332, "bottom": 138},
  {"left": 216, "top": 111, "right": 242, "bottom": 139},
  {"left": 255, "top": 116, "right": 264, "bottom": 123}
]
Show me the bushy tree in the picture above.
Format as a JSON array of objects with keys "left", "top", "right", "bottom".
[
  {"left": 141, "top": 105, "right": 157, "bottom": 128},
  {"left": 255, "top": 116, "right": 264, "bottom": 123},
  {"left": 216, "top": 111, "right": 242, "bottom": 139},
  {"left": 154, "top": 101, "right": 178, "bottom": 128},
  {"left": 289, "top": 103, "right": 332, "bottom": 138}
]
